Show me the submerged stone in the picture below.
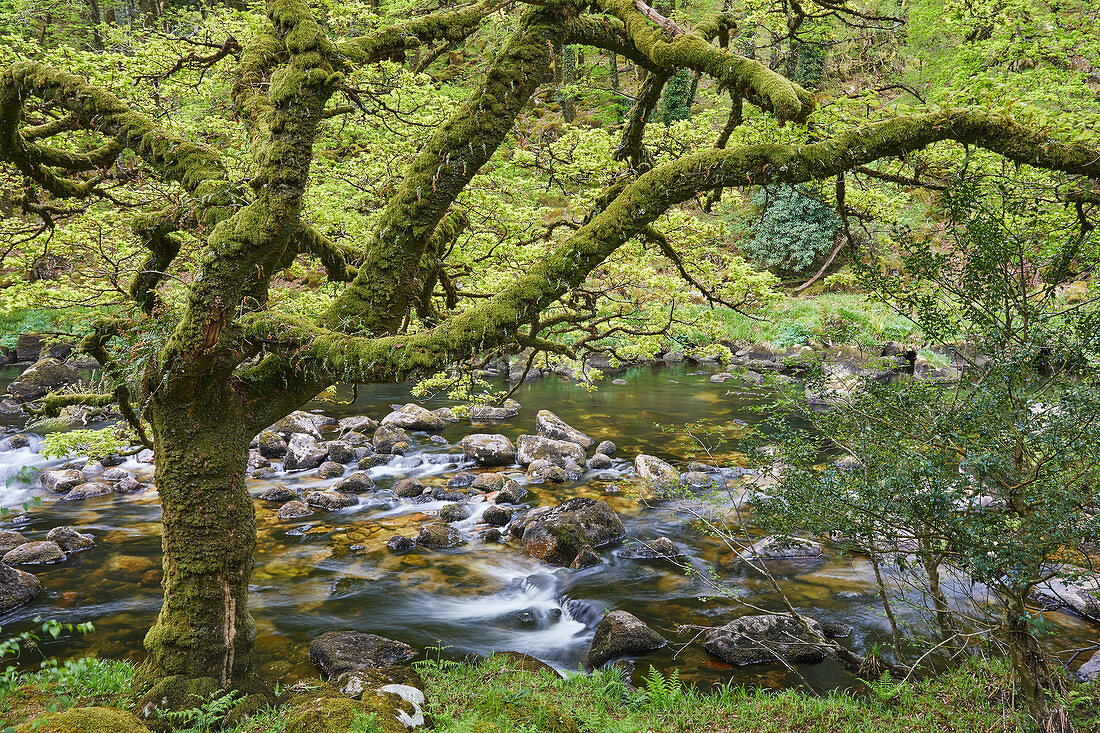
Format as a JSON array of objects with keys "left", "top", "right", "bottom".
[{"left": 588, "top": 610, "right": 665, "bottom": 668}]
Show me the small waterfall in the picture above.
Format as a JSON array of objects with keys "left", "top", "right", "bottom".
[{"left": 0, "top": 435, "right": 52, "bottom": 508}]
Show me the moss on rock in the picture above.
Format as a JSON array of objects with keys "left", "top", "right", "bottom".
[{"left": 16, "top": 707, "right": 150, "bottom": 733}]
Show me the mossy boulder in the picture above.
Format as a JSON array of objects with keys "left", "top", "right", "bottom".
[
  {"left": 515, "top": 434, "right": 585, "bottom": 468},
  {"left": 0, "top": 561, "right": 40, "bottom": 611},
  {"left": 373, "top": 425, "right": 411, "bottom": 454},
  {"left": 269, "top": 411, "right": 324, "bottom": 440},
  {"left": 7, "top": 358, "right": 82, "bottom": 401},
  {"left": 257, "top": 430, "right": 288, "bottom": 459},
  {"left": 315, "top": 461, "right": 345, "bottom": 479},
  {"left": 460, "top": 434, "right": 516, "bottom": 466},
  {"left": 62, "top": 481, "right": 112, "bottom": 501},
  {"left": 415, "top": 522, "right": 464, "bottom": 549},
  {"left": 381, "top": 403, "right": 446, "bottom": 432},
  {"left": 0, "top": 529, "right": 28, "bottom": 553},
  {"left": 393, "top": 478, "right": 427, "bottom": 498},
  {"left": 588, "top": 610, "right": 666, "bottom": 668},
  {"left": 45, "top": 526, "right": 94, "bottom": 552},
  {"left": 283, "top": 434, "right": 328, "bottom": 471},
  {"left": 15, "top": 706, "right": 149, "bottom": 732},
  {"left": 3, "top": 540, "right": 65, "bottom": 565},
  {"left": 517, "top": 498, "right": 624, "bottom": 566},
  {"left": 39, "top": 468, "right": 86, "bottom": 494},
  {"left": 633, "top": 454, "right": 680, "bottom": 492},
  {"left": 308, "top": 631, "right": 417, "bottom": 678},
  {"left": 702, "top": 614, "right": 829, "bottom": 666},
  {"left": 303, "top": 490, "right": 357, "bottom": 511},
  {"left": 334, "top": 472, "right": 375, "bottom": 493},
  {"left": 535, "top": 410, "right": 595, "bottom": 450}
]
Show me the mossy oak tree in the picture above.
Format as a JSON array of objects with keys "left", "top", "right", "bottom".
[{"left": 2, "top": 0, "right": 1099, "bottom": 726}]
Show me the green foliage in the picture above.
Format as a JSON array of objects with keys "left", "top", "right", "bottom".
[
  {"left": 660, "top": 68, "right": 694, "bottom": 125},
  {"left": 156, "top": 689, "right": 242, "bottom": 733},
  {"left": 744, "top": 185, "right": 840, "bottom": 274},
  {"left": 38, "top": 428, "right": 128, "bottom": 459}
]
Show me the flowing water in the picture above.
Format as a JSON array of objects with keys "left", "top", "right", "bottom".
[{"left": 0, "top": 364, "right": 1095, "bottom": 693}]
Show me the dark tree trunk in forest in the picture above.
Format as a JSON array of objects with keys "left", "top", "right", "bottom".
[{"left": 1006, "top": 595, "right": 1071, "bottom": 733}]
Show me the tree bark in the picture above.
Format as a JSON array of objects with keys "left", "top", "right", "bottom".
[
  {"left": 134, "top": 388, "right": 264, "bottom": 706},
  {"left": 1006, "top": 595, "right": 1072, "bottom": 733}
]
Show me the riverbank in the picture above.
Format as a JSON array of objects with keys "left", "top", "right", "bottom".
[{"left": 4, "top": 654, "right": 1095, "bottom": 732}]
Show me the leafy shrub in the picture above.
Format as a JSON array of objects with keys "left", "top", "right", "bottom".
[
  {"left": 744, "top": 185, "right": 840, "bottom": 274},
  {"left": 40, "top": 428, "right": 129, "bottom": 459}
]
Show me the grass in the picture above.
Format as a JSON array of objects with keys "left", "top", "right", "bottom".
[{"left": 3, "top": 654, "right": 1099, "bottom": 733}]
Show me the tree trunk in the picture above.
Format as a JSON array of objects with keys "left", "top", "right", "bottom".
[
  {"left": 134, "top": 389, "right": 265, "bottom": 709},
  {"left": 1006, "top": 596, "right": 1072, "bottom": 733}
]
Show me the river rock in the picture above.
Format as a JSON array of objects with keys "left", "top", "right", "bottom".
[
  {"left": 589, "top": 454, "right": 613, "bottom": 470},
  {"left": 373, "top": 425, "right": 410, "bottom": 455},
  {"left": 325, "top": 441, "right": 354, "bottom": 464},
  {"left": 257, "top": 430, "right": 288, "bottom": 459},
  {"left": 618, "top": 537, "right": 681, "bottom": 560},
  {"left": 342, "top": 430, "right": 372, "bottom": 447},
  {"left": 46, "top": 526, "right": 94, "bottom": 552},
  {"left": 387, "top": 535, "right": 415, "bottom": 553},
  {"left": 447, "top": 472, "right": 477, "bottom": 489},
  {"left": 415, "top": 523, "right": 464, "bottom": 549},
  {"left": 527, "top": 460, "right": 571, "bottom": 483},
  {"left": 304, "top": 491, "right": 357, "bottom": 511},
  {"left": 709, "top": 372, "right": 734, "bottom": 383},
  {"left": 40, "top": 468, "right": 86, "bottom": 494},
  {"left": 309, "top": 631, "right": 417, "bottom": 678},
  {"left": 681, "top": 471, "right": 715, "bottom": 489},
  {"left": 1078, "top": 651, "right": 1100, "bottom": 681},
  {"left": 460, "top": 434, "right": 516, "bottom": 467},
  {"left": 594, "top": 440, "right": 617, "bottom": 456},
  {"left": 4, "top": 541, "right": 65, "bottom": 565},
  {"left": 0, "top": 562, "right": 40, "bottom": 612},
  {"left": 470, "top": 473, "right": 504, "bottom": 492},
  {"left": 315, "top": 461, "right": 345, "bottom": 479},
  {"left": 572, "top": 544, "right": 602, "bottom": 568},
  {"left": 63, "top": 482, "right": 112, "bottom": 501},
  {"left": 634, "top": 454, "right": 680, "bottom": 491},
  {"left": 113, "top": 474, "right": 147, "bottom": 494},
  {"left": 469, "top": 400, "right": 521, "bottom": 421},
  {"left": 518, "top": 498, "right": 624, "bottom": 566},
  {"left": 100, "top": 467, "right": 135, "bottom": 483},
  {"left": 516, "top": 435, "right": 585, "bottom": 468},
  {"left": 259, "top": 486, "right": 296, "bottom": 503},
  {"left": 359, "top": 453, "right": 393, "bottom": 469},
  {"left": 535, "top": 410, "right": 595, "bottom": 450},
  {"left": 482, "top": 505, "right": 512, "bottom": 527},
  {"left": 439, "top": 503, "right": 471, "bottom": 523},
  {"left": 0, "top": 530, "right": 28, "bottom": 553},
  {"left": 339, "top": 416, "right": 379, "bottom": 435},
  {"left": 394, "top": 479, "right": 427, "bottom": 498},
  {"left": 588, "top": 611, "right": 666, "bottom": 668},
  {"left": 284, "top": 434, "right": 328, "bottom": 471},
  {"left": 496, "top": 483, "right": 528, "bottom": 504},
  {"left": 381, "top": 404, "right": 445, "bottom": 433},
  {"left": 278, "top": 500, "right": 313, "bottom": 519},
  {"left": 1030, "top": 575, "right": 1100, "bottom": 624},
  {"left": 334, "top": 473, "right": 375, "bottom": 494},
  {"left": 742, "top": 535, "right": 824, "bottom": 561},
  {"left": 702, "top": 614, "right": 829, "bottom": 666},
  {"left": 269, "top": 411, "right": 324, "bottom": 440},
  {"left": 431, "top": 487, "right": 467, "bottom": 501},
  {"left": 7, "top": 358, "right": 82, "bottom": 400}
]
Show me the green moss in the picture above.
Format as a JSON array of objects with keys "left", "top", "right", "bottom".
[{"left": 15, "top": 707, "right": 149, "bottom": 733}]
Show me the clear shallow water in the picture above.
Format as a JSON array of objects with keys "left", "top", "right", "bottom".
[{"left": 0, "top": 364, "right": 1095, "bottom": 692}]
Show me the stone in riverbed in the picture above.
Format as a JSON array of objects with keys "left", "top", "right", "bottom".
[
  {"left": 0, "top": 562, "right": 40, "bottom": 612},
  {"left": 63, "top": 482, "right": 112, "bottom": 501},
  {"left": 587, "top": 610, "right": 666, "bottom": 668},
  {"left": 334, "top": 473, "right": 375, "bottom": 494},
  {"left": 278, "top": 500, "right": 313, "bottom": 519},
  {"left": 439, "top": 503, "right": 471, "bottom": 523},
  {"left": 315, "top": 461, "right": 345, "bottom": 479},
  {"left": 283, "top": 433, "right": 328, "bottom": 471},
  {"left": 482, "top": 505, "right": 512, "bottom": 527},
  {"left": 381, "top": 404, "right": 445, "bottom": 433},
  {"left": 431, "top": 487, "right": 468, "bottom": 501},
  {"left": 527, "top": 460, "right": 571, "bottom": 483},
  {"left": 100, "top": 467, "right": 136, "bottom": 483},
  {"left": 588, "top": 454, "right": 613, "bottom": 470},
  {"left": 393, "top": 479, "right": 427, "bottom": 498},
  {"left": 496, "top": 482, "right": 528, "bottom": 504},
  {"left": 535, "top": 410, "right": 595, "bottom": 450},
  {"left": 742, "top": 535, "right": 823, "bottom": 561},
  {"left": 447, "top": 472, "right": 477, "bottom": 488},
  {"left": 572, "top": 545, "right": 602, "bottom": 569},
  {"left": 339, "top": 415, "right": 379, "bottom": 435},
  {"left": 470, "top": 472, "right": 504, "bottom": 492},
  {"left": 6, "top": 358, "right": 82, "bottom": 401},
  {"left": 304, "top": 491, "right": 357, "bottom": 511},
  {"left": 1030, "top": 574, "right": 1100, "bottom": 624},
  {"left": 618, "top": 537, "right": 681, "bottom": 560},
  {"left": 309, "top": 631, "right": 418, "bottom": 678},
  {"left": 0, "top": 530, "right": 28, "bottom": 553},
  {"left": 257, "top": 430, "right": 288, "bottom": 459},
  {"left": 702, "top": 614, "right": 830, "bottom": 666},
  {"left": 516, "top": 435, "right": 585, "bottom": 469},
  {"left": 3, "top": 540, "right": 65, "bottom": 565},
  {"left": 40, "top": 468, "right": 85, "bottom": 494},
  {"left": 358, "top": 453, "right": 394, "bottom": 470},
  {"left": 373, "top": 425, "right": 410, "bottom": 455},
  {"left": 415, "top": 523, "right": 464, "bottom": 549},
  {"left": 633, "top": 454, "right": 680, "bottom": 492},
  {"left": 259, "top": 486, "right": 296, "bottom": 503},
  {"left": 270, "top": 411, "right": 324, "bottom": 440},
  {"left": 45, "top": 526, "right": 94, "bottom": 552},
  {"left": 517, "top": 498, "right": 625, "bottom": 566},
  {"left": 326, "top": 441, "right": 354, "bottom": 464},
  {"left": 459, "top": 434, "right": 516, "bottom": 467},
  {"left": 386, "top": 536, "right": 415, "bottom": 553},
  {"left": 468, "top": 399, "right": 521, "bottom": 421}
]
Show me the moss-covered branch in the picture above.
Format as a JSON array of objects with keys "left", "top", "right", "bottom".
[
  {"left": 563, "top": 15, "right": 657, "bottom": 70},
  {"left": 594, "top": 0, "right": 815, "bottom": 122},
  {"left": 294, "top": 224, "right": 360, "bottom": 282},
  {"left": 246, "top": 108, "right": 1100, "bottom": 385},
  {"left": 0, "top": 61, "right": 229, "bottom": 199},
  {"left": 615, "top": 69, "right": 669, "bottom": 169},
  {"left": 323, "top": 6, "right": 569, "bottom": 336},
  {"left": 336, "top": 0, "right": 505, "bottom": 65}
]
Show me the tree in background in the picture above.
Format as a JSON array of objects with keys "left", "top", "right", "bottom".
[
  {"left": 752, "top": 179, "right": 1100, "bottom": 733},
  {"left": 0, "top": 0, "right": 1098, "bottom": 719}
]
